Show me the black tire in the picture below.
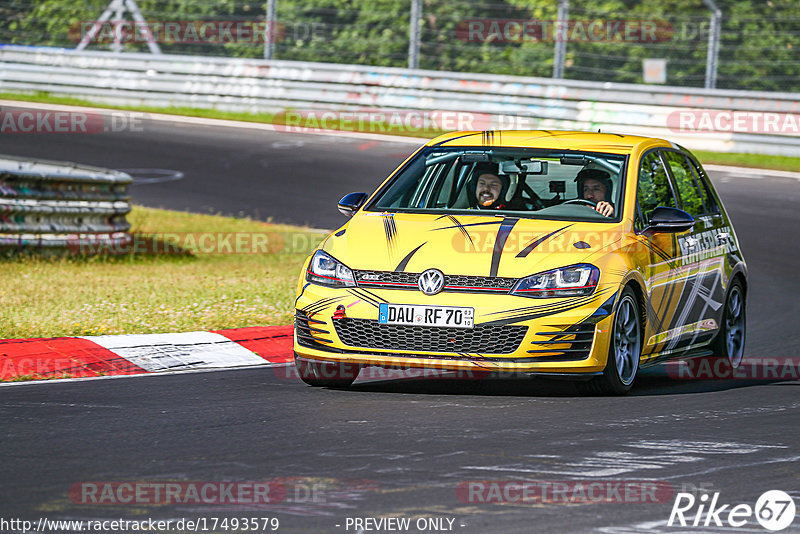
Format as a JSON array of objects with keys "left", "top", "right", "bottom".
[
  {"left": 712, "top": 279, "right": 746, "bottom": 369},
  {"left": 577, "top": 286, "right": 641, "bottom": 396},
  {"left": 294, "top": 354, "right": 361, "bottom": 388}
]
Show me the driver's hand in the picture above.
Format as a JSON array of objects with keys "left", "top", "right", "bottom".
[{"left": 594, "top": 201, "right": 614, "bottom": 217}]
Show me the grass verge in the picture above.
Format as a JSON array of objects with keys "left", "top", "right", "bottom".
[
  {"left": 0, "top": 206, "right": 324, "bottom": 339},
  {"left": 3, "top": 91, "right": 800, "bottom": 172}
]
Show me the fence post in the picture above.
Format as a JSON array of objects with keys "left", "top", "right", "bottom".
[
  {"left": 408, "top": 0, "right": 422, "bottom": 69},
  {"left": 552, "top": 0, "right": 569, "bottom": 79},
  {"left": 264, "top": 0, "right": 277, "bottom": 60},
  {"left": 702, "top": 0, "right": 721, "bottom": 89}
]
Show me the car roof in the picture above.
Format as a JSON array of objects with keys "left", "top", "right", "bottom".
[{"left": 425, "top": 130, "right": 672, "bottom": 155}]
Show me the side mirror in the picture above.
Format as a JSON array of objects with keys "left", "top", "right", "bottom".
[
  {"left": 645, "top": 206, "right": 695, "bottom": 233},
  {"left": 338, "top": 192, "right": 368, "bottom": 217}
]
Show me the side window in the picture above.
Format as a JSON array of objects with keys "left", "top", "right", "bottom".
[
  {"left": 431, "top": 162, "right": 460, "bottom": 207},
  {"left": 687, "top": 156, "right": 720, "bottom": 214},
  {"left": 636, "top": 151, "right": 676, "bottom": 228},
  {"left": 662, "top": 150, "right": 706, "bottom": 217}
]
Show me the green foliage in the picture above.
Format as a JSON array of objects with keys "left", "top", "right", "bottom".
[{"left": 2, "top": 0, "right": 799, "bottom": 91}]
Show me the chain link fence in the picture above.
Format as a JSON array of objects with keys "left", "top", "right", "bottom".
[{"left": 2, "top": 0, "right": 799, "bottom": 92}]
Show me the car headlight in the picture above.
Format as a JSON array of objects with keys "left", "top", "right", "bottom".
[
  {"left": 306, "top": 250, "right": 356, "bottom": 288},
  {"left": 510, "top": 264, "right": 599, "bottom": 298}
]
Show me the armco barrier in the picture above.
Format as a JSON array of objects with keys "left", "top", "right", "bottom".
[
  {"left": 1, "top": 45, "right": 799, "bottom": 155},
  {"left": 0, "top": 154, "right": 132, "bottom": 250}
]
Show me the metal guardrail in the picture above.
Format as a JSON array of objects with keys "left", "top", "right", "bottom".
[
  {"left": 1, "top": 45, "right": 799, "bottom": 156},
  {"left": 0, "top": 154, "right": 132, "bottom": 251}
]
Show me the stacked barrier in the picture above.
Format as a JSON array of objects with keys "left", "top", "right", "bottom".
[{"left": 0, "top": 155, "right": 131, "bottom": 251}]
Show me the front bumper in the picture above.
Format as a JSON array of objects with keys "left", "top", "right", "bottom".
[{"left": 294, "top": 283, "right": 617, "bottom": 375}]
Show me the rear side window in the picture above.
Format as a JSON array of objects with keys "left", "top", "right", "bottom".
[
  {"left": 686, "top": 156, "right": 720, "bottom": 214},
  {"left": 636, "top": 151, "right": 676, "bottom": 228},
  {"left": 661, "top": 150, "right": 709, "bottom": 217}
]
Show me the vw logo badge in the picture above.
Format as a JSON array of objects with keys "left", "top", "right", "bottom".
[{"left": 418, "top": 269, "right": 444, "bottom": 295}]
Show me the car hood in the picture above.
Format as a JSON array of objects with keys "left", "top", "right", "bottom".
[{"left": 322, "top": 212, "right": 624, "bottom": 278}]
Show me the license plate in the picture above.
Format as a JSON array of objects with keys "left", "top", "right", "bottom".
[{"left": 378, "top": 303, "right": 474, "bottom": 329}]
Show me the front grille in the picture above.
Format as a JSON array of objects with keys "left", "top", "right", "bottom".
[
  {"left": 353, "top": 270, "right": 517, "bottom": 293},
  {"left": 526, "top": 323, "right": 595, "bottom": 361},
  {"left": 334, "top": 318, "right": 527, "bottom": 354}
]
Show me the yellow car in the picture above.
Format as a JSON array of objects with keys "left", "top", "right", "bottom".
[{"left": 293, "top": 131, "right": 747, "bottom": 394}]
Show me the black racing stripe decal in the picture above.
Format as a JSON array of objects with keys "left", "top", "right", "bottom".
[
  {"left": 483, "top": 289, "right": 611, "bottom": 322},
  {"left": 483, "top": 298, "right": 590, "bottom": 317},
  {"left": 395, "top": 242, "right": 426, "bottom": 272},
  {"left": 347, "top": 289, "right": 380, "bottom": 308},
  {"left": 447, "top": 215, "right": 475, "bottom": 251},
  {"left": 637, "top": 236, "right": 674, "bottom": 265},
  {"left": 432, "top": 220, "right": 504, "bottom": 231},
  {"left": 482, "top": 299, "right": 589, "bottom": 327},
  {"left": 302, "top": 295, "right": 348, "bottom": 315},
  {"left": 348, "top": 288, "right": 389, "bottom": 308},
  {"left": 382, "top": 213, "right": 398, "bottom": 255},
  {"left": 516, "top": 225, "right": 572, "bottom": 258},
  {"left": 490, "top": 217, "right": 519, "bottom": 278},
  {"left": 481, "top": 130, "right": 499, "bottom": 145},
  {"left": 645, "top": 294, "right": 666, "bottom": 335},
  {"left": 656, "top": 270, "right": 680, "bottom": 327},
  {"left": 652, "top": 239, "right": 681, "bottom": 322},
  {"left": 302, "top": 296, "right": 340, "bottom": 313},
  {"left": 432, "top": 132, "right": 481, "bottom": 147},
  {"left": 357, "top": 288, "right": 389, "bottom": 303}
]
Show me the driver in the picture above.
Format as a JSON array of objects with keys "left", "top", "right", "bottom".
[
  {"left": 472, "top": 163, "right": 509, "bottom": 210},
  {"left": 575, "top": 168, "right": 614, "bottom": 217}
]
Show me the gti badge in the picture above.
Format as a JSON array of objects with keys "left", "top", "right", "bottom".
[{"left": 418, "top": 269, "right": 444, "bottom": 295}]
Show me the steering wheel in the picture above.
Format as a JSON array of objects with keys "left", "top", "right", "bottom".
[{"left": 563, "top": 198, "right": 597, "bottom": 208}]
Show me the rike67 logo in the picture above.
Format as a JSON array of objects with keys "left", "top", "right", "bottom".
[{"left": 668, "top": 490, "right": 796, "bottom": 531}]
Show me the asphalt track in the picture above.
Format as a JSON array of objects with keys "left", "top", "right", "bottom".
[{"left": 1, "top": 110, "right": 800, "bottom": 533}]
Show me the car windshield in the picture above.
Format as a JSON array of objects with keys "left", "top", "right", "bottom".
[{"left": 367, "top": 147, "right": 627, "bottom": 221}]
